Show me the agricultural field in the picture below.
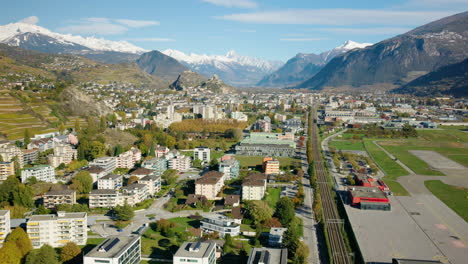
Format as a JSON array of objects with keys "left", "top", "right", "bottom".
[{"left": 425, "top": 180, "right": 468, "bottom": 222}]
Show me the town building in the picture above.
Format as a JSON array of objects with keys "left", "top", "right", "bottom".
[
  {"left": 130, "top": 167, "right": 153, "bottom": 179},
  {"left": 224, "top": 195, "right": 240, "bottom": 207},
  {"left": 43, "top": 189, "right": 76, "bottom": 209},
  {"left": 0, "top": 142, "right": 24, "bottom": 167},
  {"left": 26, "top": 211, "right": 87, "bottom": 248},
  {"left": 48, "top": 144, "right": 77, "bottom": 168},
  {"left": 84, "top": 236, "right": 141, "bottom": 264},
  {"left": 173, "top": 241, "right": 217, "bottom": 264},
  {"left": 89, "top": 189, "right": 121, "bottom": 208},
  {"left": 194, "top": 147, "right": 211, "bottom": 163},
  {"left": 235, "top": 133, "right": 295, "bottom": 157},
  {"left": 138, "top": 174, "right": 161, "bottom": 195},
  {"left": 21, "top": 165, "right": 56, "bottom": 183},
  {"left": 0, "top": 210, "right": 11, "bottom": 246},
  {"left": 218, "top": 155, "right": 240, "bottom": 180},
  {"left": 263, "top": 157, "right": 280, "bottom": 175},
  {"left": 86, "top": 166, "right": 106, "bottom": 183},
  {"left": 0, "top": 161, "right": 14, "bottom": 181},
  {"left": 253, "top": 119, "right": 271, "bottom": 132},
  {"left": 116, "top": 147, "right": 141, "bottom": 169},
  {"left": 89, "top": 157, "right": 117, "bottom": 175},
  {"left": 22, "top": 148, "right": 39, "bottom": 165},
  {"left": 231, "top": 111, "right": 248, "bottom": 121},
  {"left": 98, "top": 174, "right": 123, "bottom": 190},
  {"left": 168, "top": 155, "right": 191, "bottom": 171},
  {"left": 268, "top": 227, "right": 287, "bottom": 247},
  {"left": 142, "top": 157, "right": 167, "bottom": 176},
  {"left": 201, "top": 215, "right": 240, "bottom": 237},
  {"left": 195, "top": 171, "right": 224, "bottom": 199},
  {"left": 121, "top": 184, "right": 149, "bottom": 206},
  {"left": 27, "top": 138, "right": 55, "bottom": 151},
  {"left": 247, "top": 248, "right": 288, "bottom": 264},
  {"left": 348, "top": 186, "right": 391, "bottom": 211},
  {"left": 242, "top": 173, "right": 267, "bottom": 201}
]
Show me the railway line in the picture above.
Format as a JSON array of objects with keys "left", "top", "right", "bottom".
[{"left": 309, "top": 108, "right": 352, "bottom": 264}]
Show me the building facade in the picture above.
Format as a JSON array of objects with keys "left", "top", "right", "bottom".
[
  {"left": 43, "top": 190, "right": 76, "bottom": 209},
  {"left": 89, "top": 157, "right": 117, "bottom": 175},
  {"left": 263, "top": 157, "right": 280, "bottom": 175},
  {"left": 218, "top": 156, "right": 240, "bottom": 180},
  {"left": 168, "top": 155, "right": 191, "bottom": 171},
  {"left": 89, "top": 189, "right": 121, "bottom": 208},
  {"left": 173, "top": 242, "right": 217, "bottom": 264},
  {"left": 84, "top": 236, "right": 141, "bottom": 264},
  {"left": 194, "top": 147, "right": 211, "bottom": 163},
  {"left": 0, "top": 210, "right": 11, "bottom": 246},
  {"left": 21, "top": 165, "right": 56, "bottom": 183},
  {"left": 138, "top": 175, "right": 161, "bottom": 195},
  {"left": 242, "top": 173, "right": 267, "bottom": 201},
  {"left": 98, "top": 174, "right": 123, "bottom": 190},
  {"left": 195, "top": 171, "right": 224, "bottom": 200},
  {"left": 201, "top": 215, "right": 240, "bottom": 237},
  {"left": 0, "top": 161, "right": 14, "bottom": 181},
  {"left": 26, "top": 211, "right": 87, "bottom": 248}
]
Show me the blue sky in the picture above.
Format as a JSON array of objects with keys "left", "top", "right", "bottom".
[{"left": 1, "top": 0, "right": 467, "bottom": 61}]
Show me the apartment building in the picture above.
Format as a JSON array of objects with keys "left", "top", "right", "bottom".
[
  {"left": 86, "top": 166, "right": 106, "bottom": 183},
  {"left": 195, "top": 171, "right": 224, "bottom": 200},
  {"left": 173, "top": 241, "right": 217, "bottom": 264},
  {"left": 200, "top": 215, "right": 240, "bottom": 237},
  {"left": 89, "top": 157, "right": 117, "bottom": 175},
  {"left": 121, "top": 184, "right": 149, "bottom": 206},
  {"left": 0, "top": 161, "right": 14, "bottom": 181},
  {"left": 89, "top": 189, "right": 121, "bottom": 208},
  {"left": 194, "top": 147, "right": 210, "bottom": 163},
  {"left": 0, "top": 210, "right": 11, "bottom": 246},
  {"left": 26, "top": 211, "right": 87, "bottom": 248},
  {"left": 138, "top": 174, "right": 161, "bottom": 195},
  {"left": 168, "top": 155, "right": 191, "bottom": 171},
  {"left": 263, "top": 157, "right": 280, "bottom": 175},
  {"left": 0, "top": 141, "right": 24, "bottom": 167},
  {"left": 218, "top": 156, "right": 240, "bottom": 180},
  {"left": 21, "top": 165, "right": 56, "bottom": 183},
  {"left": 242, "top": 173, "right": 267, "bottom": 201},
  {"left": 130, "top": 167, "right": 153, "bottom": 179},
  {"left": 142, "top": 157, "right": 167, "bottom": 176},
  {"left": 98, "top": 174, "right": 123, "bottom": 190},
  {"left": 48, "top": 144, "right": 77, "bottom": 168},
  {"left": 43, "top": 189, "right": 76, "bottom": 209},
  {"left": 84, "top": 236, "right": 141, "bottom": 264},
  {"left": 27, "top": 138, "right": 55, "bottom": 151},
  {"left": 116, "top": 147, "right": 141, "bottom": 169},
  {"left": 22, "top": 148, "right": 39, "bottom": 165},
  {"left": 247, "top": 248, "right": 288, "bottom": 264}
]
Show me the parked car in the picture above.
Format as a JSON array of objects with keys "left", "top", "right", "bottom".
[{"left": 117, "top": 229, "right": 123, "bottom": 232}]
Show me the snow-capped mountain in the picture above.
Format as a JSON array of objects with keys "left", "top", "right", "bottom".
[
  {"left": 258, "top": 40, "right": 372, "bottom": 87},
  {"left": 0, "top": 22, "right": 146, "bottom": 54},
  {"left": 162, "top": 49, "right": 283, "bottom": 86}
]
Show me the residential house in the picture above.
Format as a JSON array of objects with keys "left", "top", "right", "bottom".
[
  {"left": 21, "top": 165, "right": 56, "bottom": 183},
  {"left": 195, "top": 171, "right": 224, "bottom": 200},
  {"left": 242, "top": 173, "right": 267, "bottom": 201},
  {"left": 263, "top": 157, "right": 280, "bottom": 175},
  {"left": 168, "top": 155, "right": 191, "bottom": 171},
  {"left": 22, "top": 149, "right": 39, "bottom": 165},
  {"left": 43, "top": 189, "right": 76, "bottom": 209},
  {"left": 224, "top": 195, "right": 240, "bottom": 207},
  {"left": 98, "top": 174, "right": 123, "bottom": 190},
  {"left": 218, "top": 156, "right": 240, "bottom": 180},
  {"left": 89, "top": 189, "right": 121, "bottom": 208},
  {"left": 89, "top": 157, "right": 117, "bottom": 175},
  {"left": 201, "top": 215, "right": 240, "bottom": 237},
  {"left": 142, "top": 157, "right": 167, "bottom": 176},
  {"left": 194, "top": 147, "right": 210, "bottom": 163},
  {"left": 121, "top": 184, "right": 149, "bottom": 206},
  {"left": 138, "top": 174, "right": 161, "bottom": 195},
  {"left": 130, "top": 167, "right": 153, "bottom": 179},
  {"left": 0, "top": 142, "right": 24, "bottom": 167},
  {"left": 86, "top": 166, "right": 106, "bottom": 183}
]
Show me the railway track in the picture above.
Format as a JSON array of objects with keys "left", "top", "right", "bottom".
[{"left": 310, "top": 109, "right": 352, "bottom": 264}]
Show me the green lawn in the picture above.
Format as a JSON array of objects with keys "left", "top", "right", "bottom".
[
  {"left": 329, "top": 140, "right": 365, "bottom": 151},
  {"left": 381, "top": 145, "right": 444, "bottom": 176},
  {"left": 264, "top": 187, "right": 281, "bottom": 208},
  {"left": 339, "top": 133, "right": 365, "bottom": 140},
  {"left": 363, "top": 139, "right": 410, "bottom": 196},
  {"left": 235, "top": 155, "right": 299, "bottom": 168},
  {"left": 167, "top": 217, "right": 200, "bottom": 232},
  {"left": 425, "top": 180, "right": 468, "bottom": 222}
]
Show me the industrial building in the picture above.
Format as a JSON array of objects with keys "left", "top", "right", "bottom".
[
  {"left": 235, "top": 133, "right": 295, "bottom": 157},
  {"left": 348, "top": 186, "right": 391, "bottom": 211}
]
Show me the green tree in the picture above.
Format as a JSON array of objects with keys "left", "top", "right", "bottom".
[
  {"left": 99, "top": 115, "right": 107, "bottom": 132},
  {"left": 246, "top": 200, "right": 273, "bottom": 225},
  {"left": 0, "top": 241, "right": 22, "bottom": 264},
  {"left": 148, "top": 143, "right": 156, "bottom": 157},
  {"left": 161, "top": 169, "right": 179, "bottom": 185},
  {"left": 25, "top": 244, "right": 59, "bottom": 264},
  {"left": 275, "top": 197, "right": 295, "bottom": 226},
  {"left": 6, "top": 227, "right": 32, "bottom": 257},
  {"left": 113, "top": 203, "right": 134, "bottom": 221},
  {"left": 113, "top": 145, "right": 124, "bottom": 156},
  {"left": 13, "top": 183, "right": 34, "bottom": 208},
  {"left": 24, "top": 129, "right": 31, "bottom": 147},
  {"left": 74, "top": 119, "right": 80, "bottom": 133},
  {"left": 192, "top": 158, "right": 203, "bottom": 169},
  {"left": 12, "top": 156, "right": 21, "bottom": 177},
  {"left": 35, "top": 205, "right": 50, "bottom": 215},
  {"left": 293, "top": 241, "right": 309, "bottom": 264},
  {"left": 71, "top": 171, "right": 93, "bottom": 194},
  {"left": 60, "top": 242, "right": 82, "bottom": 264}
]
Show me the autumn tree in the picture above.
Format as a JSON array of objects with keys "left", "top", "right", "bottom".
[
  {"left": 113, "top": 203, "right": 134, "bottom": 221},
  {"left": 25, "top": 244, "right": 59, "bottom": 264},
  {"left": 60, "top": 242, "right": 82, "bottom": 264},
  {"left": 6, "top": 227, "right": 32, "bottom": 257},
  {"left": 71, "top": 171, "right": 93, "bottom": 194},
  {"left": 245, "top": 200, "right": 273, "bottom": 225},
  {"left": 0, "top": 241, "right": 22, "bottom": 264},
  {"left": 127, "top": 176, "right": 139, "bottom": 185}
]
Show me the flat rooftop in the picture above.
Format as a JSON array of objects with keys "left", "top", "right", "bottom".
[
  {"left": 248, "top": 247, "right": 288, "bottom": 264},
  {"left": 349, "top": 186, "right": 387, "bottom": 199},
  {"left": 85, "top": 236, "right": 140, "bottom": 259},
  {"left": 28, "top": 212, "right": 86, "bottom": 221},
  {"left": 174, "top": 242, "right": 215, "bottom": 259}
]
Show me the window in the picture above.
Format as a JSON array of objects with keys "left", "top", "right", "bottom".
[{"left": 94, "top": 260, "right": 110, "bottom": 263}]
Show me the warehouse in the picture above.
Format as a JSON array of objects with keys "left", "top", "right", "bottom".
[{"left": 348, "top": 186, "right": 391, "bottom": 211}]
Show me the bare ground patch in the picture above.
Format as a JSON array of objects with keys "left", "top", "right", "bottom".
[{"left": 409, "top": 150, "right": 466, "bottom": 170}]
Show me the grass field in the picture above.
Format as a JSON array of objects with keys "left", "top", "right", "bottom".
[
  {"left": 339, "top": 133, "right": 365, "bottom": 140},
  {"left": 363, "top": 139, "right": 410, "bottom": 196},
  {"left": 425, "top": 180, "right": 468, "bottom": 222},
  {"left": 264, "top": 187, "right": 281, "bottom": 208},
  {"left": 235, "top": 155, "right": 299, "bottom": 168},
  {"left": 329, "top": 140, "right": 365, "bottom": 151}
]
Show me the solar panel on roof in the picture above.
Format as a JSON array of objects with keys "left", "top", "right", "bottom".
[{"left": 98, "top": 238, "right": 120, "bottom": 252}]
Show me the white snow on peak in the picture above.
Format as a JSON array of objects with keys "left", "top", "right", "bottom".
[
  {"left": 336, "top": 40, "right": 373, "bottom": 50},
  {"left": 162, "top": 49, "right": 283, "bottom": 72},
  {"left": 0, "top": 22, "right": 147, "bottom": 54}
]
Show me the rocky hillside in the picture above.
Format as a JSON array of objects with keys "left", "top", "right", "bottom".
[
  {"left": 297, "top": 12, "right": 468, "bottom": 91},
  {"left": 391, "top": 58, "right": 468, "bottom": 97},
  {"left": 170, "top": 70, "right": 208, "bottom": 91},
  {"left": 258, "top": 40, "right": 371, "bottom": 87},
  {"left": 136, "top": 50, "right": 190, "bottom": 81}
]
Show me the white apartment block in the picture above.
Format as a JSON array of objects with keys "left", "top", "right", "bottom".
[
  {"left": 242, "top": 174, "right": 267, "bottom": 201},
  {"left": 89, "top": 189, "right": 122, "bottom": 208},
  {"left": 231, "top": 111, "right": 248, "bottom": 121},
  {"left": 173, "top": 242, "right": 217, "bottom": 264},
  {"left": 116, "top": 147, "right": 141, "bottom": 169},
  {"left": 0, "top": 161, "right": 14, "bottom": 181},
  {"left": 195, "top": 172, "right": 224, "bottom": 200},
  {"left": 89, "top": 156, "right": 117, "bottom": 175},
  {"left": 84, "top": 236, "right": 141, "bottom": 264},
  {"left": 21, "top": 165, "right": 56, "bottom": 183},
  {"left": 121, "top": 184, "right": 149, "bottom": 206},
  {"left": 138, "top": 175, "right": 161, "bottom": 195},
  {"left": 168, "top": 155, "right": 191, "bottom": 171},
  {"left": 43, "top": 190, "right": 76, "bottom": 209},
  {"left": 0, "top": 210, "right": 11, "bottom": 247},
  {"left": 26, "top": 211, "right": 87, "bottom": 248},
  {"left": 48, "top": 144, "right": 77, "bottom": 168},
  {"left": 0, "top": 142, "right": 24, "bottom": 167},
  {"left": 98, "top": 174, "right": 123, "bottom": 190},
  {"left": 201, "top": 215, "right": 240, "bottom": 237},
  {"left": 194, "top": 147, "right": 210, "bottom": 163}
]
